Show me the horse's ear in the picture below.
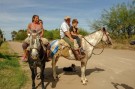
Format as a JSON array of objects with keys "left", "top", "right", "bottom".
[{"left": 102, "top": 27, "right": 106, "bottom": 32}]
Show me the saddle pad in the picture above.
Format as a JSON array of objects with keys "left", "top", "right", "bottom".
[
  {"left": 50, "top": 39, "right": 70, "bottom": 57},
  {"left": 50, "top": 40, "right": 59, "bottom": 57}
]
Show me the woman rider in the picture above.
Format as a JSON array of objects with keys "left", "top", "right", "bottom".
[{"left": 22, "top": 15, "right": 50, "bottom": 61}]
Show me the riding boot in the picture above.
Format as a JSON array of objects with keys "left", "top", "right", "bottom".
[
  {"left": 72, "top": 49, "right": 85, "bottom": 60},
  {"left": 22, "top": 49, "right": 28, "bottom": 62},
  {"left": 47, "top": 49, "right": 51, "bottom": 58}
]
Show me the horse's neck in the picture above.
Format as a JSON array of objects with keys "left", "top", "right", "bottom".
[{"left": 83, "top": 30, "right": 103, "bottom": 47}]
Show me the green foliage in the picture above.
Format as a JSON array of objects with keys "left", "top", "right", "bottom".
[
  {"left": 43, "top": 28, "right": 89, "bottom": 40},
  {"left": 0, "top": 38, "right": 3, "bottom": 46},
  {"left": 79, "top": 28, "right": 89, "bottom": 36},
  {"left": 0, "top": 29, "right": 4, "bottom": 46},
  {"left": 0, "top": 29, "right": 3, "bottom": 37},
  {"left": 12, "top": 28, "right": 88, "bottom": 41},
  {"left": 91, "top": 0, "right": 135, "bottom": 42},
  {"left": 43, "top": 29, "right": 60, "bottom": 40},
  {"left": 12, "top": 30, "right": 27, "bottom": 41},
  {"left": 11, "top": 31, "right": 17, "bottom": 40}
]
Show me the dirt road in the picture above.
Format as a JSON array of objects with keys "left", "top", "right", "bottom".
[{"left": 8, "top": 41, "right": 135, "bottom": 89}]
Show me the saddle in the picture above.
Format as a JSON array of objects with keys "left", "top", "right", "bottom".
[
  {"left": 58, "top": 39, "right": 70, "bottom": 57},
  {"left": 57, "top": 39, "right": 85, "bottom": 60}
]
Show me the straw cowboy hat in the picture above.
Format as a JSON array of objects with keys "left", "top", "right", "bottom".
[{"left": 64, "top": 16, "right": 71, "bottom": 20}]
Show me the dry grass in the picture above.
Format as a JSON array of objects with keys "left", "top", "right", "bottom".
[
  {"left": 95, "top": 40, "right": 135, "bottom": 51},
  {"left": 111, "top": 42, "right": 135, "bottom": 50}
]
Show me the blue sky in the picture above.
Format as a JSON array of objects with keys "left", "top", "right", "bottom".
[{"left": 0, "top": 0, "right": 130, "bottom": 40}]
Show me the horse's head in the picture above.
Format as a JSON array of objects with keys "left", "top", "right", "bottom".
[
  {"left": 29, "top": 30, "right": 42, "bottom": 60},
  {"left": 101, "top": 27, "right": 112, "bottom": 45}
]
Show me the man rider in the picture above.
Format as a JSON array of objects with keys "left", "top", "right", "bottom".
[{"left": 60, "top": 16, "right": 84, "bottom": 60}]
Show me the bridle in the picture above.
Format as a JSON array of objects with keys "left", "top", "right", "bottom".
[
  {"left": 29, "top": 31, "right": 45, "bottom": 63},
  {"left": 83, "top": 29, "right": 110, "bottom": 55}
]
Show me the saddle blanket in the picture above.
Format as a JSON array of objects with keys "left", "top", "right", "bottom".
[
  {"left": 50, "top": 40, "right": 59, "bottom": 57},
  {"left": 50, "top": 39, "right": 71, "bottom": 57}
]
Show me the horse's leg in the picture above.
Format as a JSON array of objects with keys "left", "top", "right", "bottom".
[
  {"left": 81, "top": 61, "right": 87, "bottom": 85},
  {"left": 52, "top": 56, "right": 59, "bottom": 81},
  {"left": 30, "top": 68, "right": 36, "bottom": 89},
  {"left": 84, "top": 65, "right": 88, "bottom": 82},
  {"left": 40, "top": 62, "right": 45, "bottom": 89}
]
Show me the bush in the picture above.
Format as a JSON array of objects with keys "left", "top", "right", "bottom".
[
  {"left": 44, "top": 29, "right": 60, "bottom": 40},
  {"left": 12, "top": 28, "right": 89, "bottom": 41},
  {"left": 79, "top": 28, "right": 89, "bottom": 36},
  {"left": 0, "top": 38, "right": 3, "bottom": 46},
  {"left": 15, "top": 31, "right": 27, "bottom": 41}
]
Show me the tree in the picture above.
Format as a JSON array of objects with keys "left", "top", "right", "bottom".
[
  {"left": 15, "top": 30, "right": 27, "bottom": 40},
  {"left": 91, "top": 0, "right": 135, "bottom": 39},
  {"left": 11, "top": 30, "right": 27, "bottom": 41},
  {"left": 11, "top": 31, "right": 17, "bottom": 40},
  {"left": 0, "top": 29, "right": 4, "bottom": 46}
]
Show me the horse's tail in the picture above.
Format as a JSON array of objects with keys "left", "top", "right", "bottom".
[{"left": 50, "top": 40, "right": 59, "bottom": 57}]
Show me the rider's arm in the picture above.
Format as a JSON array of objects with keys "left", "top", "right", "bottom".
[
  {"left": 70, "top": 31, "right": 78, "bottom": 36},
  {"left": 40, "top": 25, "right": 44, "bottom": 37},
  {"left": 64, "top": 31, "right": 74, "bottom": 42}
]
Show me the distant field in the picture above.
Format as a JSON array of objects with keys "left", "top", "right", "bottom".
[{"left": 0, "top": 42, "right": 27, "bottom": 89}]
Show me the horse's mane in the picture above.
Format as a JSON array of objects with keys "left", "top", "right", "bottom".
[{"left": 89, "top": 29, "right": 101, "bottom": 35}]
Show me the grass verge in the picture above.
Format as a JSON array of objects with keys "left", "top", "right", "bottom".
[{"left": 0, "top": 42, "right": 27, "bottom": 89}]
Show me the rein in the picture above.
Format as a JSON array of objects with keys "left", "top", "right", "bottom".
[
  {"left": 92, "top": 41, "right": 105, "bottom": 55},
  {"left": 82, "top": 31, "right": 106, "bottom": 55}
]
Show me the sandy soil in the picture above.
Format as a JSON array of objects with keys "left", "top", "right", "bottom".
[{"left": 8, "top": 41, "right": 135, "bottom": 89}]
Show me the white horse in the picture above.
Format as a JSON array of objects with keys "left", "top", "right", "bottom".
[{"left": 50, "top": 28, "right": 112, "bottom": 85}]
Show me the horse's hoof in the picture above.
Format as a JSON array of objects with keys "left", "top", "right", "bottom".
[
  {"left": 82, "top": 82, "right": 87, "bottom": 85},
  {"left": 81, "top": 80, "right": 87, "bottom": 85},
  {"left": 53, "top": 75, "right": 60, "bottom": 81}
]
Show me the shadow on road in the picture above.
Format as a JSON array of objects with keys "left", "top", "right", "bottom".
[
  {"left": 35, "top": 66, "right": 61, "bottom": 89},
  {"left": 111, "top": 82, "right": 134, "bottom": 89},
  {"left": 63, "top": 66, "right": 105, "bottom": 77},
  {"left": 34, "top": 66, "right": 105, "bottom": 89}
]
